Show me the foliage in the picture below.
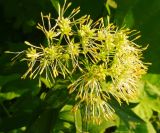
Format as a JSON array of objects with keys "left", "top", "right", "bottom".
[{"left": 0, "top": 0, "right": 160, "bottom": 133}]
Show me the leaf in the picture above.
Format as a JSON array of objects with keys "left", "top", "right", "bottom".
[
  {"left": 146, "top": 121, "right": 156, "bottom": 133},
  {"left": 132, "top": 74, "right": 160, "bottom": 119},
  {"left": 0, "top": 95, "right": 43, "bottom": 131},
  {"left": 114, "top": 0, "right": 137, "bottom": 27},
  {"left": 149, "top": 99, "right": 160, "bottom": 113},
  {"left": 143, "top": 74, "right": 160, "bottom": 87},
  {"left": 59, "top": 105, "right": 74, "bottom": 123},
  {"left": 115, "top": 121, "right": 149, "bottom": 133},
  {"left": 138, "top": 74, "right": 160, "bottom": 113},
  {"left": 40, "top": 77, "right": 53, "bottom": 88},
  {"left": 108, "top": 97, "right": 144, "bottom": 128},
  {"left": 52, "top": 120, "right": 74, "bottom": 133},
  {"left": 25, "top": 108, "right": 59, "bottom": 133},
  {"left": 44, "top": 88, "right": 69, "bottom": 109},
  {"left": 0, "top": 74, "right": 20, "bottom": 87},
  {"left": 0, "top": 92, "right": 20, "bottom": 102},
  {"left": 145, "top": 82, "right": 160, "bottom": 96},
  {"left": 123, "top": 10, "right": 134, "bottom": 28},
  {"left": 143, "top": 74, "right": 160, "bottom": 97},
  {"left": 87, "top": 119, "right": 116, "bottom": 133},
  {"left": 133, "top": 102, "right": 153, "bottom": 121},
  {"left": 9, "top": 95, "right": 42, "bottom": 114},
  {"left": 74, "top": 109, "right": 82, "bottom": 133},
  {"left": 53, "top": 79, "right": 70, "bottom": 90},
  {"left": 2, "top": 78, "right": 40, "bottom": 96},
  {"left": 50, "top": 0, "right": 60, "bottom": 13},
  {"left": 134, "top": 122, "right": 148, "bottom": 133}
]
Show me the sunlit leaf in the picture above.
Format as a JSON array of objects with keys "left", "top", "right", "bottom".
[
  {"left": 59, "top": 105, "right": 74, "bottom": 123},
  {"left": 133, "top": 102, "right": 153, "bottom": 121},
  {"left": 40, "top": 77, "right": 53, "bottom": 88},
  {"left": 0, "top": 92, "right": 20, "bottom": 102},
  {"left": 146, "top": 121, "right": 157, "bottom": 133}
]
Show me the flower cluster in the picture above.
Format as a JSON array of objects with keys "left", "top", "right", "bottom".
[{"left": 12, "top": 0, "right": 148, "bottom": 124}]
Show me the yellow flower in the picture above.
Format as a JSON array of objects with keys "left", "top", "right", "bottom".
[
  {"left": 37, "top": 13, "right": 60, "bottom": 45},
  {"left": 78, "top": 16, "right": 95, "bottom": 38},
  {"left": 58, "top": 17, "right": 72, "bottom": 35},
  {"left": 21, "top": 41, "right": 70, "bottom": 81},
  {"left": 56, "top": 0, "right": 82, "bottom": 37},
  {"left": 66, "top": 39, "right": 80, "bottom": 68},
  {"left": 68, "top": 64, "right": 114, "bottom": 122}
]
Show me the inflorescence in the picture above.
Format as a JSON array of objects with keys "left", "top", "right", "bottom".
[{"left": 10, "top": 0, "right": 148, "bottom": 124}]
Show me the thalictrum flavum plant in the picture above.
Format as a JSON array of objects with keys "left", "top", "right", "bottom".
[{"left": 9, "top": 0, "right": 148, "bottom": 124}]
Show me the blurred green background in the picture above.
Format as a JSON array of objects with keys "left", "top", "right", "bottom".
[{"left": 0, "top": 0, "right": 160, "bottom": 133}]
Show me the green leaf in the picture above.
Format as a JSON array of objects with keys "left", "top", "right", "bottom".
[
  {"left": 26, "top": 108, "right": 59, "bottom": 133},
  {"left": 9, "top": 95, "right": 42, "bottom": 114},
  {"left": 2, "top": 78, "right": 40, "bottom": 96},
  {"left": 40, "top": 77, "right": 53, "bottom": 88},
  {"left": 59, "top": 105, "right": 74, "bottom": 123},
  {"left": 116, "top": 120, "right": 155, "bottom": 133},
  {"left": 0, "top": 95, "right": 43, "bottom": 132},
  {"left": 146, "top": 121, "right": 156, "bottom": 133},
  {"left": 114, "top": 0, "right": 137, "bottom": 27},
  {"left": 51, "top": 0, "right": 60, "bottom": 13},
  {"left": 0, "top": 74, "right": 20, "bottom": 87},
  {"left": 52, "top": 120, "right": 74, "bottom": 133},
  {"left": 133, "top": 102, "right": 153, "bottom": 121},
  {"left": 137, "top": 74, "right": 160, "bottom": 113},
  {"left": 0, "top": 92, "right": 20, "bottom": 102},
  {"left": 53, "top": 79, "right": 70, "bottom": 90},
  {"left": 143, "top": 74, "right": 160, "bottom": 86},
  {"left": 74, "top": 109, "right": 82, "bottom": 133},
  {"left": 143, "top": 74, "right": 160, "bottom": 97},
  {"left": 45, "top": 89, "right": 69, "bottom": 109},
  {"left": 149, "top": 99, "right": 160, "bottom": 113},
  {"left": 109, "top": 97, "right": 144, "bottom": 128},
  {"left": 145, "top": 82, "right": 160, "bottom": 97},
  {"left": 123, "top": 9, "right": 134, "bottom": 28},
  {"left": 87, "top": 119, "right": 116, "bottom": 133},
  {"left": 132, "top": 74, "right": 160, "bottom": 120},
  {"left": 134, "top": 122, "right": 148, "bottom": 133}
]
